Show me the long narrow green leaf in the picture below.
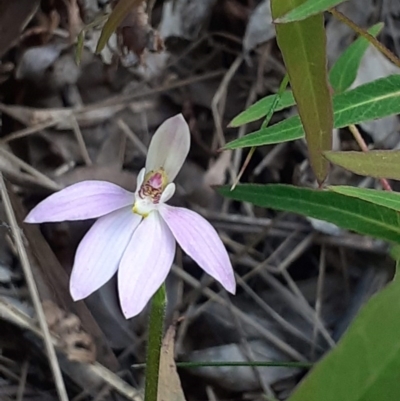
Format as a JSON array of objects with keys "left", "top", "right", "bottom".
[
  {"left": 96, "top": 0, "right": 143, "bottom": 53},
  {"left": 218, "top": 184, "right": 400, "bottom": 243},
  {"left": 230, "top": 23, "right": 383, "bottom": 128},
  {"left": 272, "top": 0, "right": 333, "bottom": 182},
  {"left": 329, "top": 186, "right": 400, "bottom": 212},
  {"left": 325, "top": 150, "right": 400, "bottom": 180},
  {"left": 329, "top": 23, "right": 384, "bottom": 93},
  {"left": 275, "top": 0, "right": 348, "bottom": 23},
  {"left": 229, "top": 91, "right": 296, "bottom": 128},
  {"left": 225, "top": 75, "right": 400, "bottom": 149},
  {"left": 287, "top": 269, "right": 400, "bottom": 401}
]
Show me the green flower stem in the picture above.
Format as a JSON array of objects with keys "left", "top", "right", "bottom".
[{"left": 144, "top": 283, "right": 166, "bottom": 401}]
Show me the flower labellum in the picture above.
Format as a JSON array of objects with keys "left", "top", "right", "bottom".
[{"left": 25, "top": 114, "right": 236, "bottom": 318}]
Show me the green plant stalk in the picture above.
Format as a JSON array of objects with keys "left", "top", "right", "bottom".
[
  {"left": 144, "top": 283, "right": 166, "bottom": 401},
  {"left": 132, "top": 360, "right": 313, "bottom": 369},
  {"left": 230, "top": 73, "right": 290, "bottom": 190}
]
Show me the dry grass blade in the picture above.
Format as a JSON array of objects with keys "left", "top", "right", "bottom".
[
  {"left": 69, "top": 116, "right": 93, "bottom": 166},
  {"left": 171, "top": 265, "right": 307, "bottom": 361},
  {"left": 0, "top": 298, "right": 141, "bottom": 400},
  {"left": 117, "top": 118, "right": 148, "bottom": 156},
  {"left": 0, "top": 147, "right": 61, "bottom": 191},
  {"left": 0, "top": 172, "right": 69, "bottom": 401},
  {"left": 211, "top": 55, "right": 244, "bottom": 148},
  {"left": 16, "top": 360, "right": 29, "bottom": 401}
]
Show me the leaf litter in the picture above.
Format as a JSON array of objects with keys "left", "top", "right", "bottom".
[{"left": 0, "top": 0, "right": 397, "bottom": 400}]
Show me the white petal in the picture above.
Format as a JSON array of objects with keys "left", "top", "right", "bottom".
[
  {"left": 160, "top": 183, "right": 176, "bottom": 204},
  {"left": 160, "top": 205, "right": 236, "bottom": 294},
  {"left": 25, "top": 180, "right": 135, "bottom": 223},
  {"left": 145, "top": 114, "right": 190, "bottom": 182},
  {"left": 70, "top": 207, "right": 142, "bottom": 300},
  {"left": 135, "top": 168, "right": 146, "bottom": 194},
  {"left": 118, "top": 211, "right": 175, "bottom": 318}
]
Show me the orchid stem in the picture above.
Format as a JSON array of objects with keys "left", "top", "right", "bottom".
[{"left": 144, "top": 283, "right": 166, "bottom": 401}]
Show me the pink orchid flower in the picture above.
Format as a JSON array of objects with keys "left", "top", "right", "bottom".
[{"left": 25, "top": 114, "right": 236, "bottom": 318}]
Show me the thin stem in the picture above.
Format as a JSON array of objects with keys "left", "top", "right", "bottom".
[
  {"left": 329, "top": 8, "right": 400, "bottom": 68},
  {"left": 133, "top": 360, "right": 312, "bottom": 369},
  {"left": 144, "top": 284, "right": 167, "bottom": 401},
  {"left": 230, "top": 74, "right": 290, "bottom": 190},
  {"left": 176, "top": 361, "right": 312, "bottom": 369}
]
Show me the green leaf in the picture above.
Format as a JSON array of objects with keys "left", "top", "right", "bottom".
[
  {"left": 229, "top": 23, "right": 383, "bottom": 128},
  {"left": 229, "top": 91, "right": 296, "bottom": 128},
  {"left": 218, "top": 184, "right": 400, "bottom": 243},
  {"left": 329, "top": 186, "right": 400, "bottom": 212},
  {"left": 96, "top": 0, "right": 143, "bottom": 53},
  {"left": 329, "top": 23, "right": 384, "bottom": 93},
  {"left": 390, "top": 244, "right": 400, "bottom": 261},
  {"left": 225, "top": 74, "right": 400, "bottom": 149},
  {"left": 272, "top": 0, "right": 333, "bottom": 182},
  {"left": 75, "top": 30, "right": 85, "bottom": 65},
  {"left": 287, "top": 268, "right": 400, "bottom": 401},
  {"left": 325, "top": 150, "right": 400, "bottom": 180},
  {"left": 275, "top": 0, "right": 348, "bottom": 23}
]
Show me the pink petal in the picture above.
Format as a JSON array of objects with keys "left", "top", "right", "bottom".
[
  {"left": 25, "top": 180, "right": 135, "bottom": 223},
  {"left": 159, "top": 205, "right": 236, "bottom": 294},
  {"left": 145, "top": 114, "right": 190, "bottom": 182},
  {"left": 118, "top": 211, "right": 175, "bottom": 318},
  {"left": 70, "top": 207, "right": 142, "bottom": 300}
]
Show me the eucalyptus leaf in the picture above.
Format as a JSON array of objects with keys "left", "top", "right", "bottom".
[
  {"left": 229, "top": 91, "right": 296, "bottom": 128},
  {"left": 329, "top": 186, "right": 400, "bottom": 212},
  {"left": 329, "top": 23, "right": 384, "bottom": 93},
  {"left": 218, "top": 184, "right": 400, "bottom": 243},
  {"left": 272, "top": 0, "right": 333, "bottom": 182},
  {"left": 325, "top": 150, "right": 400, "bottom": 180},
  {"left": 230, "top": 23, "right": 384, "bottom": 127},
  {"left": 275, "top": 0, "right": 348, "bottom": 23},
  {"left": 287, "top": 269, "right": 400, "bottom": 401},
  {"left": 96, "top": 0, "right": 143, "bottom": 53},
  {"left": 225, "top": 75, "right": 400, "bottom": 149}
]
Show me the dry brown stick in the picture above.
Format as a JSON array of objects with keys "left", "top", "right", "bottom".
[
  {"left": 1, "top": 120, "right": 59, "bottom": 143},
  {"left": 69, "top": 116, "right": 93, "bottom": 166},
  {"left": 211, "top": 56, "right": 243, "bottom": 148},
  {"left": 0, "top": 298, "right": 141, "bottom": 400},
  {"left": 171, "top": 265, "right": 307, "bottom": 361},
  {"left": 16, "top": 360, "right": 29, "bottom": 401},
  {"left": 117, "top": 118, "right": 148, "bottom": 157},
  {"left": 0, "top": 172, "right": 69, "bottom": 401},
  {"left": 0, "top": 147, "right": 61, "bottom": 191},
  {"left": 311, "top": 245, "right": 327, "bottom": 359}
]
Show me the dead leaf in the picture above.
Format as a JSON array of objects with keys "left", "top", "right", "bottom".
[
  {"left": 119, "top": 0, "right": 164, "bottom": 61},
  {"left": 243, "top": 0, "right": 275, "bottom": 54},
  {"left": 0, "top": 103, "right": 126, "bottom": 132},
  {"left": 43, "top": 299, "right": 97, "bottom": 363},
  {"left": 204, "top": 151, "right": 232, "bottom": 187},
  {"left": 158, "top": 324, "right": 186, "bottom": 401},
  {"left": 159, "top": 0, "right": 217, "bottom": 41}
]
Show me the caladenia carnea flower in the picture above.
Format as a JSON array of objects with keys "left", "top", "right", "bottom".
[{"left": 25, "top": 114, "right": 236, "bottom": 318}]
